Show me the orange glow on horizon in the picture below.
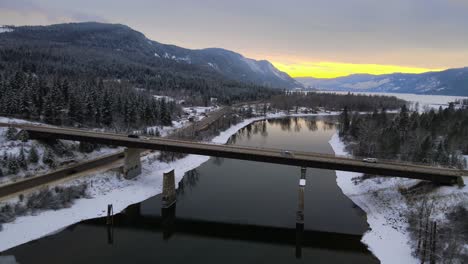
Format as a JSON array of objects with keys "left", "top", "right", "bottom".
[{"left": 271, "top": 61, "right": 445, "bottom": 79}]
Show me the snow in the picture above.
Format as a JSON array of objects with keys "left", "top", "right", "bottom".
[
  {"left": 342, "top": 78, "right": 390, "bottom": 90},
  {"left": 329, "top": 134, "right": 419, "bottom": 264},
  {"left": 329, "top": 134, "right": 468, "bottom": 264},
  {"left": 153, "top": 95, "right": 175, "bottom": 102},
  {"left": 0, "top": 117, "right": 125, "bottom": 185},
  {"left": 207, "top": 62, "right": 218, "bottom": 70},
  {"left": 268, "top": 63, "right": 288, "bottom": 81},
  {"left": 243, "top": 58, "right": 264, "bottom": 74},
  {"left": 0, "top": 27, "right": 13, "bottom": 34},
  {"left": 154, "top": 53, "right": 160, "bottom": 58},
  {"left": 299, "top": 179, "right": 306, "bottom": 186}
]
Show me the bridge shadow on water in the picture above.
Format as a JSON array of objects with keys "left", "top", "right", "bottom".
[{"left": 91, "top": 202, "right": 370, "bottom": 258}]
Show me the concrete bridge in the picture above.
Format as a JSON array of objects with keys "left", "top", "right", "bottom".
[{"left": 2, "top": 122, "right": 465, "bottom": 185}]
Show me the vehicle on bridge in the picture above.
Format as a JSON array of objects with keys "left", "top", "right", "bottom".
[
  {"left": 362, "top": 158, "right": 378, "bottom": 163},
  {"left": 281, "top": 150, "right": 294, "bottom": 157},
  {"left": 127, "top": 134, "right": 139, "bottom": 139}
]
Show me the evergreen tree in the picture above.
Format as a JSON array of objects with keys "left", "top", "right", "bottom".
[
  {"left": 7, "top": 156, "right": 19, "bottom": 175},
  {"left": 4, "top": 127, "right": 18, "bottom": 141},
  {"left": 101, "top": 92, "right": 113, "bottom": 127},
  {"left": 29, "top": 146, "right": 39, "bottom": 164},
  {"left": 17, "top": 130, "right": 29, "bottom": 142},
  {"left": 160, "top": 99, "right": 172, "bottom": 126},
  {"left": 42, "top": 149, "right": 56, "bottom": 168},
  {"left": 1, "top": 151, "right": 7, "bottom": 167},
  {"left": 340, "top": 106, "right": 350, "bottom": 135},
  {"left": 17, "top": 147, "right": 27, "bottom": 170}
]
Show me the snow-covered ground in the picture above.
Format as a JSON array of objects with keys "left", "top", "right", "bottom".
[
  {"left": 0, "top": 27, "right": 13, "bottom": 34},
  {"left": 330, "top": 134, "right": 468, "bottom": 264},
  {"left": 0, "top": 117, "right": 121, "bottom": 185}
]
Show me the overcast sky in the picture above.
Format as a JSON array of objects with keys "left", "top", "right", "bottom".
[{"left": 1, "top": 0, "right": 468, "bottom": 77}]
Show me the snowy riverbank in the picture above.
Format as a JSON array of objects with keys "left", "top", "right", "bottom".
[
  {"left": 0, "top": 111, "right": 340, "bottom": 252},
  {"left": 329, "top": 133, "right": 468, "bottom": 264},
  {"left": 329, "top": 133, "right": 419, "bottom": 263}
]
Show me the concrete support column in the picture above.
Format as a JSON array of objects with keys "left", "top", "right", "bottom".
[
  {"left": 161, "top": 203, "right": 176, "bottom": 240},
  {"left": 296, "top": 167, "right": 306, "bottom": 258},
  {"left": 162, "top": 169, "right": 176, "bottom": 208},
  {"left": 123, "top": 148, "right": 142, "bottom": 179}
]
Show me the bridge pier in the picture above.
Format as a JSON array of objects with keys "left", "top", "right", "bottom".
[
  {"left": 123, "top": 148, "right": 142, "bottom": 179},
  {"left": 162, "top": 169, "right": 177, "bottom": 208},
  {"left": 296, "top": 167, "right": 306, "bottom": 258}
]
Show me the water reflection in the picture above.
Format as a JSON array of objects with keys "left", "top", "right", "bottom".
[
  {"left": 94, "top": 202, "right": 370, "bottom": 254},
  {"left": 306, "top": 119, "right": 318, "bottom": 131},
  {"left": 176, "top": 169, "right": 200, "bottom": 196}
]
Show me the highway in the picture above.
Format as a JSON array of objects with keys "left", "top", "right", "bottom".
[{"left": 4, "top": 122, "right": 465, "bottom": 185}]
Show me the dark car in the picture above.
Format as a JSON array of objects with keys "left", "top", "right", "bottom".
[{"left": 128, "top": 134, "right": 139, "bottom": 139}]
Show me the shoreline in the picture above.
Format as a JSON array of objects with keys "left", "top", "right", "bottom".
[
  {"left": 329, "top": 133, "right": 418, "bottom": 264},
  {"left": 0, "top": 111, "right": 340, "bottom": 252}
]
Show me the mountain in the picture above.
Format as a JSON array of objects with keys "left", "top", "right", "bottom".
[
  {"left": 0, "top": 22, "right": 300, "bottom": 89},
  {"left": 296, "top": 68, "right": 468, "bottom": 96}
]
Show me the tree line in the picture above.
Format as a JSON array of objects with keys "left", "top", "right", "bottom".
[
  {"left": 339, "top": 103, "right": 467, "bottom": 168},
  {"left": 0, "top": 71, "right": 178, "bottom": 130},
  {"left": 270, "top": 92, "right": 406, "bottom": 112}
]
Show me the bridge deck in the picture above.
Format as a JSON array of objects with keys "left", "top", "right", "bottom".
[{"left": 1, "top": 123, "right": 465, "bottom": 185}]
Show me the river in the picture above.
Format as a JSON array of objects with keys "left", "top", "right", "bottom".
[{"left": 3, "top": 116, "right": 379, "bottom": 263}]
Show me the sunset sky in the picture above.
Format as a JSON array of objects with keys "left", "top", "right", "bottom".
[{"left": 1, "top": 0, "right": 467, "bottom": 78}]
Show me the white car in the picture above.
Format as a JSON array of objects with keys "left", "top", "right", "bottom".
[
  {"left": 281, "top": 150, "right": 294, "bottom": 157},
  {"left": 362, "top": 158, "right": 378, "bottom": 163}
]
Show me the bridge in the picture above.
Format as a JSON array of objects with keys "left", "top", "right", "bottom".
[{"left": 0, "top": 122, "right": 465, "bottom": 186}]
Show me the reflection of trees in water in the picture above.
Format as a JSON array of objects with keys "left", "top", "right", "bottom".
[
  {"left": 293, "top": 117, "right": 302, "bottom": 132},
  {"left": 266, "top": 118, "right": 292, "bottom": 131},
  {"left": 246, "top": 123, "right": 253, "bottom": 139},
  {"left": 322, "top": 121, "right": 336, "bottom": 131},
  {"left": 177, "top": 169, "right": 200, "bottom": 195},
  {"left": 306, "top": 119, "right": 318, "bottom": 131},
  {"left": 276, "top": 118, "right": 292, "bottom": 131},
  {"left": 213, "top": 157, "right": 224, "bottom": 166},
  {"left": 227, "top": 134, "right": 237, "bottom": 145},
  {"left": 260, "top": 121, "right": 268, "bottom": 138}
]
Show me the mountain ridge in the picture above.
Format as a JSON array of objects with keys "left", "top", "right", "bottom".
[
  {"left": 296, "top": 67, "right": 468, "bottom": 96},
  {"left": 0, "top": 22, "right": 300, "bottom": 89}
]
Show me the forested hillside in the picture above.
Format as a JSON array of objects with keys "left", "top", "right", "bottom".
[{"left": 0, "top": 22, "right": 282, "bottom": 105}]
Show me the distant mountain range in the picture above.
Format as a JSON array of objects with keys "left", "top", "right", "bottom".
[
  {"left": 0, "top": 22, "right": 300, "bottom": 89},
  {"left": 296, "top": 67, "right": 468, "bottom": 96}
]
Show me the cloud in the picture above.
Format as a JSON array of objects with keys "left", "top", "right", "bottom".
[{"left": 0, "top": 0, "right": 106, "bottom": 26}]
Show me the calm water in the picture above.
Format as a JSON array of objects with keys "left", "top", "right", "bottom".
[{"left": 3, "top": 117, "right": 378, "bottom": 263}]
